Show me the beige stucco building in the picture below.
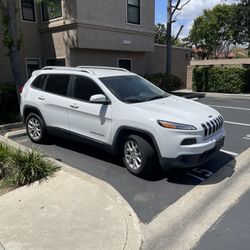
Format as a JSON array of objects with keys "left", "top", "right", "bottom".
[{"left": 0, "top": 0, "right": 190, "bottom": 85}]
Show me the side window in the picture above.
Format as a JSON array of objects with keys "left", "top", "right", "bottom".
[
  {"left": 31, "top": 75, "right": 45, "bottom": 89},
  {"left": 73, "top": 76, "right": 104, "bottom": 102},
  {"left": 45, "top": 74, "right": 70, "bottom": 96}
]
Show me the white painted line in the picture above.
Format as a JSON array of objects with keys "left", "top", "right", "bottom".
[
  {"left": 186, "top": 173, "right": 205, "bottom": 181},
  {"left": 220, "top": 149, "right": 238, "bottom": 157},
  {"left": 243, "top": 134, "right": 250, "bottom": 140},
  {"left": 224, "top": 121, "right": 250, "bottom": 127},
  {"left": 209, "top": 105, "right": 250, "bottom": 111}
]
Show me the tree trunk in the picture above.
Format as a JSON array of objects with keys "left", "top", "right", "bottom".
[{"left": 7, "top": 0, "right": 25, "bottom": 100}]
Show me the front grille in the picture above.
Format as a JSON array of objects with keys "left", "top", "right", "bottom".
[{"left": 201, "top": 116, "right": 224, "bottom": 137}]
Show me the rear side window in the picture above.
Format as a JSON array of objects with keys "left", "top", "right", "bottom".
[
  {"left": 31, "top": 75, "right": 45, "bottom": 89},
  {"left": 73, "top": 76, "right": 103, "bottom": 101},
  {"left": 45, "top": 74, "right": 70, "bottom": 96}
]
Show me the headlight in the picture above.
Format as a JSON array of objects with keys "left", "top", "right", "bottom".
[{"left": 157, "top": 120, "right": 197, "bottom": 130}]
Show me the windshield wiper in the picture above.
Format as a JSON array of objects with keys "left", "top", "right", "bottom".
[
  {"left": 124, "top": 97, "right": 145, "bottom": 103},
  {"left": 146, "top": 94, "right": 168, "bottom": 101}
]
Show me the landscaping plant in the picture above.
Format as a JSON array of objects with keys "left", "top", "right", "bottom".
[{"left": 0, "top": 142, "right": 60, "bottom": 188}]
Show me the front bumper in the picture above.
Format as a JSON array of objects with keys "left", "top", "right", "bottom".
[{"left": 160, "top": 135, "right": 225, "bottom": 170}]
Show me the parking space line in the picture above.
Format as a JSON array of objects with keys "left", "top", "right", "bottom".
[
  {"left": 220, "top": 149, "right": 238, "bottom": 157},
  {"left": 209, "top": 105, "right": 250, "bottom": 111},
  {"left": 224, "top": 121, "right": 250, "bottom": 127}
]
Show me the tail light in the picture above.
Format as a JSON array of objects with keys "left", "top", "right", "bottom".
[{"left": 18, "top": 85, "right": 24, "bottom": 93}]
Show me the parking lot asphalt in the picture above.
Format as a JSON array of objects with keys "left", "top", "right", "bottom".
[{"left": 10, "top": 96, "right": 250, "bottom": 223}]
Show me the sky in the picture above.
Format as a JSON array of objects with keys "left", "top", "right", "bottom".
[{"left": 155, "top": 0, "right": 234, "bottom": 38}]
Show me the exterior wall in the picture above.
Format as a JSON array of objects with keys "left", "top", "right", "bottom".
[
  {"left": 75, "top": 0, "right": 155, "bottom": 52},
  {"left": 145, "top": 44, "right": 191, "bottom": 85},
  {"left": 187, "top": 59, "right": 250, "bottom": 90},
  {"left": 70, "top": 48, "right": 146, "bottom": 75}
]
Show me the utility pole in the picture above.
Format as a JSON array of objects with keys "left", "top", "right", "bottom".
[{"left": 166, "top": 0, "right": 172, "bottom": 74}]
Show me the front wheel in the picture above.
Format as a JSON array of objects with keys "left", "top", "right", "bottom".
[{"left": 123, "top": 135, "right": 155, "bottom": 176}]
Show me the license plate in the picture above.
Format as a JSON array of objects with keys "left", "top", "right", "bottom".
[{"left": 216, "top": 136, "right": 225, "bottom": 149}]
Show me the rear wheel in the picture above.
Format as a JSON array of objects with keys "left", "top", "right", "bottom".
[
  {"left": 123, "top": 135, "right": 155, "bottom": 176},
  {"left": 26, "top": 113, "right": 47, "bottom": 143}
]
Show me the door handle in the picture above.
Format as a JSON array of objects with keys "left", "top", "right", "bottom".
[
  {"left": 38, "top": 96, "right": 45, "bottom": 100},
  {"left": 69, "top": 104, "right": 79, "bottom": 109}
]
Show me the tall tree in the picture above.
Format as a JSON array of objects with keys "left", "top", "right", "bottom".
[
  {"left": 189, "top": 4, "right": 239, "bottom": 59},
  {"left": 166, "top": 0, "right": 190, "bottom": 74},
  {"left": 0, "top": 0, "right": 24, "bottom": 92}
]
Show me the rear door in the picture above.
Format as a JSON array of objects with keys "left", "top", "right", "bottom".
[
  {"left": 39, "top": 73, "right": 71, "bottom": 131},
  {"left": 68, "top": 75, "right": 112, "bottom": 144}
]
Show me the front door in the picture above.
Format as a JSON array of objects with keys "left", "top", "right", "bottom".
[{"left": 68, "top": 75, "right": 112, "bottom": 144}]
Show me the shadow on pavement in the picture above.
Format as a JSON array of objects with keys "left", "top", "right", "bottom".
[{"left": 52, "top": 137, "right": 235, "bottom": 186}]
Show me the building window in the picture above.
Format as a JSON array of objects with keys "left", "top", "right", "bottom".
[
  {"left": 21, "top": 0, "right": 36, "bottom": 22},
  {"left": 118, "top": 59, "right": 132, "bottom": 71},
  {"left": 46, "top": 58, "right": 66, "bottom": 66},
  {"left": 42, "top": 0, "right": 62, "bottom": 21},
  {"left": 26, "top": 59, "right": 40, "bottom": 78},
  {"left": 127, "top": 0, "right": 140, "bottom": 25}
]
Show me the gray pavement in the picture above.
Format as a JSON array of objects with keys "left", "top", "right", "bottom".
[
  {"left": 195, "top": 189, "right": 250, "bottom": 250},
  {"left": 0, "top": 136, "right": 142, "bottom": 250}
]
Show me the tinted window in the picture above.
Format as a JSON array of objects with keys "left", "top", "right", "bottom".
[
  {"left": 31, "top": 75, "right": 45, "bottom": 89},
  {"left": 45, "top": 74, "right": 70, "bottom": 96},
  {"left": 73, "top": 76, "right": 103, "bottom": 101}
]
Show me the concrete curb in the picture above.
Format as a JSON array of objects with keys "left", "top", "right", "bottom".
[
  {"left": 143, "top": 147, "right": 250, "bottom": 250},
  {"left": 0, "top": 122, "right": 24, "bottom": 131},
  {"left": 4, "top": 129, "right": 27, "bottom": 138},
  {"left": 0, "top": 134, "right": 143, "bottom": 250},
  {"left": 173, "top": 89, "right": 250, "bottom": 99}
]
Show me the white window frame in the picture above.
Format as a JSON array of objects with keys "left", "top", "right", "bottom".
[
  {"left": 20, "top": 0, "right": 37, "bottom": 23},
  {"left": 117, "top": 58, "right": 133, "bottom": 71},
  {"left": 25, "top": 58, "right": 41, "bottom": 78},
  {"left": 126, "top": 0, "right": 142, "bottom": 26}
]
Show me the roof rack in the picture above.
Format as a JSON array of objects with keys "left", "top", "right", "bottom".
[
  {"left": 77, "top": 66, "right": 129, "bottom": 72},
  {"left": 41, "top": 66, "right": 94, "bottom": 75}
]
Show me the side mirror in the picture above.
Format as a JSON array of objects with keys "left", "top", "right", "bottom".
[{"left": 89, "top": 94, "right": 111, "bottom": 104}]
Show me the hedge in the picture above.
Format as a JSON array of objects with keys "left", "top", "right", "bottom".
[
  {"left": 193, "top": 66, "right": 250, "bottom": 93},
  {"left": 145, "top": 73, "right": 182, "bottom": 92},
  {"left": 0, "top": 83, "right": 20, "bottom": 125}
]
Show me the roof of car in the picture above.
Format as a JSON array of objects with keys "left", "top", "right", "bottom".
[{"left": 38, "top": 66, "right": 134, "bottom": 78}]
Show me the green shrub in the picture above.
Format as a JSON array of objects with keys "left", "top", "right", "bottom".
[
  {"left": 145, "top": 73, "right": 182, "bottom": 92},
  {"left": 0, "top": 83, "right": 21, "bottom": 125},
  {"left": 0, "top": 142, "right": 60, "bottom": 187},
  {"left": 193, "top": 66, "right": 250, "bottom": 93}
]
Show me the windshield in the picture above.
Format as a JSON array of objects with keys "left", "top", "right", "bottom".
[{"left": 99, "top": 75, "right": 170, "bottom": 103}]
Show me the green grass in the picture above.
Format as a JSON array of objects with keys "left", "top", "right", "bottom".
[{"left": 0, "top": 142, "right": 60, "bottom": 188}]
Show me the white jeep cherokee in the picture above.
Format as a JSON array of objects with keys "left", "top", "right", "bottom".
[{"left": 20, "top": 66, "right": 225, "bottom": 176}]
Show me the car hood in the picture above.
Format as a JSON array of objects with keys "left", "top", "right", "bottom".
[{"left": 132, "top": 95, "right": 220, "bottom": 125}]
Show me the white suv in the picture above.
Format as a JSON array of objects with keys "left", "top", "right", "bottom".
[{"left": 20, "top": 66, "right": 225, "bottom": 176}]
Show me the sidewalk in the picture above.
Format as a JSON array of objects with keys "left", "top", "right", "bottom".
[{"left": 0, "top": 138, "right": 141, "bottom": 250}]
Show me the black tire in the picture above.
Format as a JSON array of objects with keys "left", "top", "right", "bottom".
[
  {"left": 122, "top": 135, "right": 155, "bottom": 176},
  {"left": 26, "top": 113, "right": 47, "bottom": 144}
]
